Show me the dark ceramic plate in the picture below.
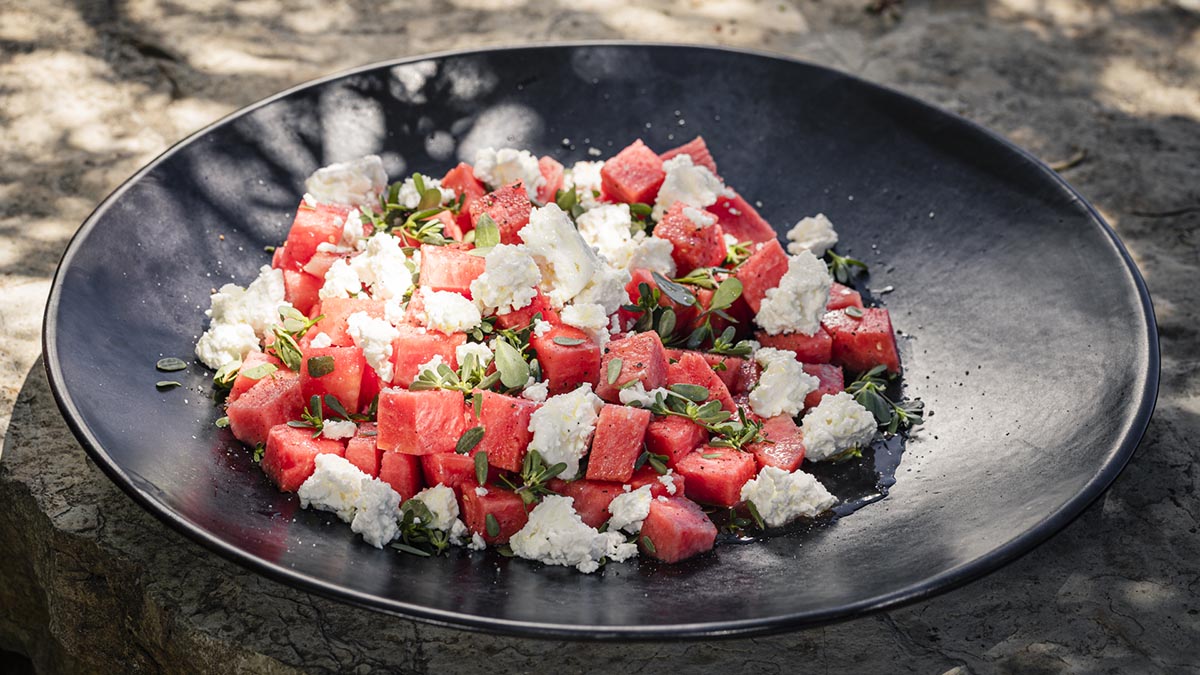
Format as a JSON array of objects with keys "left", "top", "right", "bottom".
[{"left": 43, "top": 44, "right": 1158, "bottom": 638}]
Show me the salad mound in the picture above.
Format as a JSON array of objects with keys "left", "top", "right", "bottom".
[{"left": 193, "top": 137, "right": 922, "bottom": 572}]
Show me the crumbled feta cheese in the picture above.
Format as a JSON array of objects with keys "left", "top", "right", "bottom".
[
  {"left": 576, "top": 204, "right": 668, "bottom": 275},
  {"left": 350, "top": 477, "right": 403, "bottom": 548},
  {"left": 469, "top": 244, "right": 541, "bottom": 315},
  {"left": 449, "top": 518, "right": 469, "bottom": 546},
  {"left": 321, "top": 419, "right": 357, "bottom": 440},
  {"left": 315, "top": 208, "right": 369, "bottom": 255},
  {"left": 607, "top": 485, "right": 653, "bottom": 533},
  {"left": 319, "top": 258, "right": 363, "bottom": 300},
  {"left": 474, "top": 486, "right": 489, "bottom": 497},
  {"left": 298, "top": 454, "right": 401, "bottom": 548},
  {"left": 617, "top": 382, "right": 672, "bottom": 408},
  {"left": 652, "top": 155, "right": 730, "bottom": 220},
  {"left": 195, "top": 265, "right": 289, "bottom": 368},
  {"left": 682, "top": 206, "right": 717, "bottom": 228},
  {"left": 563, "top": 160, "right": 604, "bottom": 209},
  {"left": 473, "top": 147, "right": 544, "bottom": 200},
  {"left": 786, "top": 213, "right": 839, "bottom": 257},
  {"left": 195, "top": 323, "right": 261, "bottom": 370},
  {"left": 626, "top": 236, "right": 676, "bottom": 277},
  {"left": 420, "top": 288, "right": 482, "bottom": 335},
  {"left": 518, "top": 204, "right": 602, "bottom": 307},
  {"left": 527, "top": 385, "right": 604, "bottom": 479},
  {"left": 756, "top": 251, "right": 833, "bottom": 336},
  {"left": 410, "top": 484, "right": 461, "bottom": 532},
  {"left": 415, "top": 354, "right": 445, "bottom": 379},
  {"left": 309, "top": 331, "right": 333, "bottom": 349},
  {"left": 801, "top": 391, "right": 878, "bottom": 461},
  {"left": 657, "top": 470, "right": 679, "bottom": 495},
  {"left": 561, "top": 302, "right": 610, "bottom": 348},
  {"left": 532, "top": 319, "right": 553, "bottom": 338},
  {"left": 739, "top": 466, "right": 837, "bottom": 527},
  {"left": 346, "top": 312, "right": 400, "bottom": 383},
  {"left": 349, "top": 232, "right": 413, "bottom": 301},
  {"left": 521, "top": 380, "right": 549, "bottom": 403},
  {"left": 748, "top": 348, "right": 820, "bottom": 418},
  {"left": 304, "top": 155, "right": 388, "bottom": 207},
  {"left": 468, "top": 532, "right": 487, "bottom": 551},
  {"left": 573, "top": 259, "right": 632, "bottom": 316},
  {"left": 509, "top": 495, "right": 637, "bottom": 573},
  {"left": 396, "top": 175, "right": 456, "bottom": 209},
  {"left": 455, "top": 342, "right": 494, "bottom": 368}
]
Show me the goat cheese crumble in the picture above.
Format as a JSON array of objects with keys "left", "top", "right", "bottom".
[
  {"left": 739, "top": 466, "right": 837, "bottom": 527},
  {"left": 469, "top": 243, "right": 541, "bottom": 315},
  {"left": 527, "top": 385, "right": 604, "bottom": 479},
  {"left": 473, "top": 147, "right": 544, "bottom": 200},
  {"left": 298, "top": 454, "right": 401, "bottom": 548},
  {"left": 748, "top": 348, "right": 820, "bottom": 418},
  {"left": 786, "top": 213, "right": 839, "bottom": 257},
  {"left": 419, "top": 288, "right": 482, "bottom": 335},
  {"left": 756, "top": 250, "right": 833, "bottom": 336},
  {"left": 509, "top": 495, "right": 637, "bottom": 573},
  {"left": 304, "top": 155, "right": 388, "bottom": 207},
  {"left": 801, "top": 392, "right": 878, "bottom": 462},
  {"left": 652, "top": 154, "right": 730, "bottom": 220},
  {"left": 346, "top": 311, "right": 400, "bottom": 383},
  {"left": 607, "top": 485, "right": 653, "bottom": 533},
  {"left": 518, "top": 204, "right": 602, "bottom": 307}
]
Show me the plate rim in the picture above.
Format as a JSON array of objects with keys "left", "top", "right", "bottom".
[{"left": 41, "top": 41, "right": 1161, "bottom": 640}]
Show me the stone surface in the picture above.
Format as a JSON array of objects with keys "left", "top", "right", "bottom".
[{"left": 2, "top": 0, "right": 1199, "bottom": 672}]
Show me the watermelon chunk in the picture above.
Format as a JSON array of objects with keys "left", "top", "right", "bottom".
[
  {"left": 228, "top": 351, "right": 282, "bottom": 403},
  {"left": 730, "top": 357, "right": 760, "bottom": 395},
  {"left": 301, "top": 250, "right": 341, "bottom": 280},
  {"left": 673, "top": 446, "right": 757, "bottom": 508},
  {"left": 600, "top": 139, "right": 665, "bottom": 204},
  {"left": 664, "top": 348, "right": 748, "bottom": 395},
  {"left": 260, "top": 424, "right": 346, "bottom": 493},
  {"left": 644, "top": 415, "right": 707, "bottom": 467},
  {"left": 441, "top": 163, "right": 488, "bottom": 231},
  {"left": 493, "top": 289, "right": 560, "bottom": 329},
  {"left": 595, "top": 331, "right": 669, "bottom": 403},
  {"left": 822, "top": 308, "right": 901, "bottom": 375},
  {"left": 460, "top": 481, "right": 529, "bottom": 544},
  {"left": 300, "top": 345, "right": 366, "bottom": 413},
  {"left": 529, "top": 324, "right": 600, "bottom": 396},
  {"left": 627, "top": 465, "right": 687, "bottom": 498},
  {"left": 537, "top": 156, "right": 564, "bottom": 204},
  {"left": 344, "top": 423, "right": 382, "bottom": 477},
  {"left": 827, "top": 282, "right": 864, "bottom": 311},
  {"left": 547, "top": 479, "right": 624, "bottom": 528},
  {"left": 653, "top": 202, "right": 727, "bottom": 274},
  {"left": 469, "top": 391, "right": 539, "bottom": 472},
  {"left": 748, "top": 415, "right": 806, "bottom": 471},
  {"left": 469, "top": 181, "right": 533, "bottom": 245},
  {"left": 379, "top": 451, "right": 424, "bottom": 501},
  {"left": 734, "top": 239, "right": 789, "bottom": 313},
  {"left": 638, "top": 496, "right": 717, "bottom": 563},
  {"left": 709, "top": 192, "right": 777, "bottom": 244},
  {"left": 586, "top": 404, "right": 652, "bottom": 482},
  {"left": 618, "top": 268, "right": 699, "bottom": 331},
  {"left": 272, "top": 243, "right": 296, "bottom": 271},
  {"left": 755, "top": 327, "right": 833, "bottom": 364},
  {"left": 311, "top": 297, "right": 386, "bottom": 347},
  {"left": 226, "top": 370, "right": 305, "bottom": 448},
  {"left": 376, "top": 388, "right": 467, "bottom": 455},
  {"left": 659, "top": 136, "right": 718, "bottom": 175},
  {"left": 802, "top": 363, "right": 845, "bottom": 409},
  {"left": 418, "top": 244, "right": 487, "bottom": 297},
  {"left": 421, "top": 452, "right": 498, "bottom": 492},
  {"left": 283, "top": 269, "right": 322, "bottom": 317},
  {"left": 284, "top": 202, "right": 352, "bottom": 266},
  {"left": 666, "top": 351, "right": 737, "bottom": 413},
  {"left": 390, "top": 326, "right": 465, "bottom": 388},
  {"left": 691, "top": 284, "right": 752, "bottom": 338}
]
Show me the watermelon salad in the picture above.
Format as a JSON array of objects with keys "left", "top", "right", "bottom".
[{"left": 188, "top": 137, "right": 923, "bottom": 572}]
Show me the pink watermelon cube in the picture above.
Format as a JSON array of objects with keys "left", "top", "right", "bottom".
[
  {"left": 537, "top": 156, "right": 564, "bottom": 204},
  {"left": 586, "top": 404, "right": 652, "bottom": 483},
  {"left": 627, "top": 465, "right": 688, "bottom": 498},
  {"left": 379, "top": 451, "right": 424, "bottom": 501},
  {"left": 666, "top": 351, "right": 737, "bottom": 413},
  {"left": 659, "top": 136, "right": 719, "bottom": 175},
  {"left": 709, "top": 191, "right": 777, "bottom": 244},
  {"left": 653, "top": 202, "right": 727, "bottom": 274},
  {"left": 376, "top": 388, "right": 467, "bottom": 455},
  {"left": 547, "top": 479, "right": 625, "bottom": 529},
  {"left": 802, "top": 363, "right": 845, "bottom": 409},
  {"left": 748, "top": 415, "right": 806, "bottom": 472},
  {"left": 300, "top": 345, "right": 366, "bottom": 414},
  {"left": 827, "top": 282, "right": 863, "bottom": 311},
  {"left": 228, "top": 351, "right": 282, "bottom": 403},
  {"left": 311, "top": 297, "right": 386, "bottom": 347},
  {"left": 822, "top": 308, "right": 901, "bottom": 374},
  {"left": 734, "top": 238, "right": 789, "bottom": 313},
  {"left": 226, "top": 370, "right": 305, "bottom": 448},
  {"left": 493, "top": 289, "right": 560, "bottom": 329},
  {"left": 469, "top": 391, "right": 539, "bottom": 473},
  {"left": 673, "top": 446, "right": 757, "bottom": 508},
  {"left": 344, "top": 423, "right": 381, "bottom": 477},
  {"left": 529, "top": 324, "right": 600, "bottom": 396},
  {"left": 460, "top": 481, "right": 529, "bottom": 544},
  {"left": 282, "top": 269, "right": 322, "bottom": 317},
  {"left": 755, "top": 327, "right": 833, "bottom": 364},
  {"left": 260, "top": 424, "right": 346, "bottom": 493},
  {"left": 595, "top": 331, "right": 669, "bottom": 403},
  {"left": 644, "top": 415, "right": 707, "bottom": 467},
  {"left": 390, "top": 326, "right": 465, "bottom": 388},
  {"left": 417, "top": 244, "right": 486, "bottom": 297},
  {"left": 600, "top": 139, "right": 665, "bottom": 204},
  {"left": 638, "top": 496, "right": 717, "bottom": 563},
  {"left": 469, "top": 182, "right": 533, "bottom": 245},
  {"left": 284, "top": 202, "right": 352, "bottom": 266},
  {"left": 441, "top": 163, "right": 488, "bottom": 231},
  {"left": 422, "top": 453, "right": 499, "bottom": 493}
]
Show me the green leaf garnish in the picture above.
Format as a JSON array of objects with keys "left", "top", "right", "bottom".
[
  {"left": 606, "top": 357, "right": 623, "bottom": 385},
  {"left": 215, "top": 416, "right": 230, "bottom": 428},
  {"left": 844, "top": 305, "right": 864, "bottom": 318},
  {"left": 457, "top": 426, "right": 485, "bottom": 455},
  {"left": 668, "top": 383, "right": 709, "bottom": 403},
  {"left": 497, "top": 449, "right": 567, "bottom": 506},
  {"left": 252, "top": 443, "right": 265, "bottom": 463},
  {"left": 306, "top": 355, "right": 335, "bottom": 378},
  {"left": 156, "top": 357, "right": 188, "bottom": 372},
  {"left": 651, "top": 271, "right": 697, "bottom": 307},
  {"left": 845, "top": 365, "right": 925, "bottom": 434},
  {"left": 485, "top": 513, "right": 500, "bottom": 538},
  {"left": 746, "top": 500, "right": 766, "bottom": 530},
  {"left": 826, "top": 249, "right": 869, "bottom": 284},
  {"left": 156, "top": 380, "right": 182, "bottom": 390},
  {"left": 474, "top": 451, "right": 489, "bottom": 485},
  {"left": 552, "top": 336, "right": 587, "bottom": 346},
  {"left": 241, "top": 362, "right": 278, "bottom": 381},
  {"left": 472, "top": 213, "right": 501, "bottom": 251},
  {"left": 493, "top": 339, "right": 530, "bottom": 389},
  {"left": 641, "top": 535, "right": 657, "bottom": 554}
]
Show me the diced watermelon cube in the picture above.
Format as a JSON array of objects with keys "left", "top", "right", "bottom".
[
  {"left": 690, "top": 284, "right": 753, "bottom": 338},
  {"left": 547, "top": 479, "right": 625, "bottom": 528},
  {"left": 226, "top": 370, "right": 305, "bottom": 448},
  {"left": 344, "top": 423, "right": 381, "bottom": 477},
  {"left": 665, "top": 348, "right": 748, "bottom": 395},
  {"left": 730, "top": 357, "right": 760, "bottom": 395},
  {"left": 653, "top": 202, "right": 727, "bottom": 274},
  {"left": 638, "top": 496, "right": 717, "bottom": 563},
  {"left": 827, "top": 282, "right": 863, "bottom": 311},
  {"left": 627, "top": 465, "right": 687, "bottom": 498},
  {"left": 748, "top": 416, "right": 806, "bottom": 471},
  {"left": 493, "top": 289, "right": 560, "bottom": 329},
  {"left": 600, "top": 139, "right": 665, "bottom": 204},
  {"left": 659, "top": 136, "right": 719, "bottom": 175},
  {"left": 709, "top": 191, "right": 777, "bottom": 244},
  {"left": 460, "top": 481, "right": 529, "bottom": 544},
  {"left": 666, "top": 351, "right": 737, "bottom": 413},
  {"left": 469, "top": 182, "right": 533, "bottom": 245},
  {"left": 529, "top": 324, "right": 600, "bottom": 396},
  {"left": 284, "top": 202, "right": 352, "bottom": 266},
  {"left": 359, "top": 365, "right": 383, "bottom": 415},
  {"left": 469, "top": 391, "right": 538, "bottom": 473},
  {"left": 586, "top": 404, "right": 652, "bottom": 482},
  {"left": 822, "top": 308, "right": 902, "bottom": 374},
  {"left": 417, "top": 244, "right": 487, "bottom": 297},
  {"left": 272, "top": 243, "right": 296, "bottom": 271},
  {"left": 390, "top": 326, "right": 465, "bottom": 388},
  {"left": 734, "top": 239, "right": 789, "bottom": 313},
  {"left": 618, "top": 268, "right": 700, "bottom": 331},
  {"left": 755, "top": 327, "right": 834, "bottom": 364},
  {"left": 260, "top": 424, "right": 346, "bottom": 493},
  {"left": 376, "top": 388, "right": 467, "bottom": 455},
  {"left": 379, "top": 451, "right": 424, "bottom": 501},
  {"left": 441, "top": 163, "right": 488, "bottom": 231},
  {"left": 421, "top": 452, "right": 499, "bottom": 492},
  {"left": 802, "top": 363, "right": 845, "bottom": 409},
  {"left": 537, "top": 156, "right": 564, "bottom": 204},
  {"left": 228, "top": 351, "right": 282, "bottom": 403},
  {"left": 595, "top": 331, "right": 669, "bottom": 403},
  {"left": 302, "top": 250, "right": 341, "bottom": 280},
  {"left": 644, "top": 415, "right": 707, "bottom": 467},
  {"left": 311, "top": 297, "right": 386, "bottom": 347},
  {"left": 283, "top": 269, "right": 322, "bottom": 317},
  {"left": 673, "top": 446, "right": 757, "bottom": 508},
  {"left": 300, "top": 345, "right": 366, "bottom": 413}
]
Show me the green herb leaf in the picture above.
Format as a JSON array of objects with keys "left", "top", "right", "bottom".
[
  {"left": 391, "top": 542, "right": 432, "bottom": 557},
  {"left": 156, "top": 380, "right": 182, "bottom": 390},
  {"left": 826, "top": 250, "right": 870, "bottom": 284},
  {"left": 746, "top": 500, "right": 766, "bottom": 530},
  {"left": 323, "top": 394, "right": 351, "bottom": 420},
  {"left": 269, "top": 331, "right": 304, "bottom": 372},
  {"left": 493, "top": 339, "right": 530, "bottom": 389},
  {"left": 474, "top": 451, "right": 489, "bottom": 486},
  {"left": 669, "top": 383, "right": 709, "bottom": 402},
  {"left": 241, "top": 362, "right": 278, "bottom": 381},
  {"left": 485, "top": 513, "right": 500, "bottom": 538},
  {"left": 700, "top": 452, "right": 721, "bottom": 459},
  {"left": 212, "top": 360, "right": 241, "bottom": 390},
  {"left": 709, "top": 277, "right": 743, "bottom": 313},
  {"left": 651, "top": 271, "right": 697, "bottom": 307},
  {"left": 457, "top": 426, "right": 485, "bottom": 455},
  {"left": 215, "top": 416, "right": 230, "bottom": 428},
  {"left": 641, "top": 535, "right": 657, "bottom": 554},
  {"left": 844, "top": 305, "right": 864, "bottom": 318},
  {"left": 473, "top": 213, "right": 501, "bottom": 250},
  {"left": 629, "top": 202, "right": 652, "bottom": 218},
  {"left": 606, "top": 357, "right": 623, "bottom": 385},
  {"left": 552, "top": 336, "right": 587, "bottom": 346},
  {"left": 252, "top": 443, "right": 265, "bottom": 463},
  {"left": 155, "top": 357, "right": 188, "bottom": 372},
  {"left": 306, "top": 355, "right": 336, "bottom": 378}
]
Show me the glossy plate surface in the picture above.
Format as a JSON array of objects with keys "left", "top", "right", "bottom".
[{"left": 43, "top": 44, "right": 1158, "bottom": 638}]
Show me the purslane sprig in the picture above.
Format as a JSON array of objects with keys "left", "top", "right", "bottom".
[
  {"left": 825, "top": 249, "right": 869, "bottom": 284},
  {"left": 361, "top": 172, "right": 455, "bottom": 246},
  {"left": 634, "top": 386, "right": 767, "bottom": 450},
  {"left": 498, "top": 449, "right": 569, "bottom": 507},
  {"left": 845, "top": 365, "right": 925, "bottom": 434},
  {"left": 390, "top": 498, "right": 452, "bottom": 557},
  {"left": 267, "top": 306, "right": 323, "bottom": 372}
]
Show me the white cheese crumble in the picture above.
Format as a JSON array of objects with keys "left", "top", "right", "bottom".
[
  {"left": 531, "top": 319, "right": 553, "bottom": 338},
  {"left": 321, "top": 419, "right": 357, "bottom": 440},
  {"left": 415, "top": 354, "right": 445, "bottom": 378},
  {"left": 410, "top": 484, "right": 461, "bottom": 532},
  {"left": 509, "top": 495, "right": 637, "bottom": 573},
  {"left": 521, "top": 380, "right": 549, "bottom": 403},
  {"left": 298, "top": 454, "right": 400, "bottom": 548},
  {"left": 518, "top": 204, "right": 602, "bottom": 307},
  {"left": 801, "top": 392, "right": 878, "bottom": 462},
  {"left": 786, "top": 213, "right": 839, "bottom": 257},
  {"left": 657, "top": 470, "right": 680, "bottom": 495},
  {"left": 195, "top": 265, "right": 289, "bottom": 368},
  {"left": 469, "top": 244, "right": 541, "bottom": 315},
  {"left": 756, "top": 250, "right": 833, "bottom": 336},
  {"left": 315, "top": 208, "right": 368, "bottom": 254},
  {"left": 349, "top": 232, "right": 414, "bottom": 301},
  {"left": 455, "top": 342, "right": 494, "bottom": 368},
  {"left": 304, "top": 155, "right": 388, "bottom": 207},
  {"left": 526, "top": 385, "right": 604, "bottom": 479},
  {"left": 468, "top": 532, "right": 487, "bottom": 551},
  {"left": 748, "top": 348, "right": 820, "bottom": 419},
  {"left": 561, "top": 302, "right": 610, "bottom": 348},
  {"left": 473, "top": 147, "right": 544, "bottom": 200},
  {"left": 576, "top": 204, "right": 673, "bottom": 276},
  {"left": 420, "top": 288, "right": 482, "bottom": 335},
  {"left": 396, "top": 175, "right": 456, "bottom": 209},
  {"left": 319, "top": 258, "right": 363, "bottom": 300},
  {"left": 574, "top": 259, "right": 633, "bottom": 316},
  {"left": 607, "top": 484, "right": 653, "bottom": 533},
  {"left": 309, "top": 331, "right": 333, "bottom": 349},
  {"left": 346, "top": 312, "right": 400, "bottom": 383},
  {"left": 195, "top": 323, "right": 261, "bottom": 371},
  {"left": 739, "top": 466, "right": 836, "bottom": 527},
  {"left": 617, "top": 382, "right": 672, "bottom": 408},
  {"left": 562, "top": 160, "right": 604, "bottom": 209},
  {"left": 652, "top": 154, "right": 730, "bottom": 220},
  {"left": 626, "top": 236, "right": 677, "bottom": 276},
  {"left": 682, "top": 206, "right": 717, "bottom": 228},
  {"left": 474, "top": 486, "right": 489, "bottom": 497}
]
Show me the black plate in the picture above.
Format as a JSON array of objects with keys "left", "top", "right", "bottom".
[{"left": 43, "top": 44, "right": 1158, "bottom": 639}]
